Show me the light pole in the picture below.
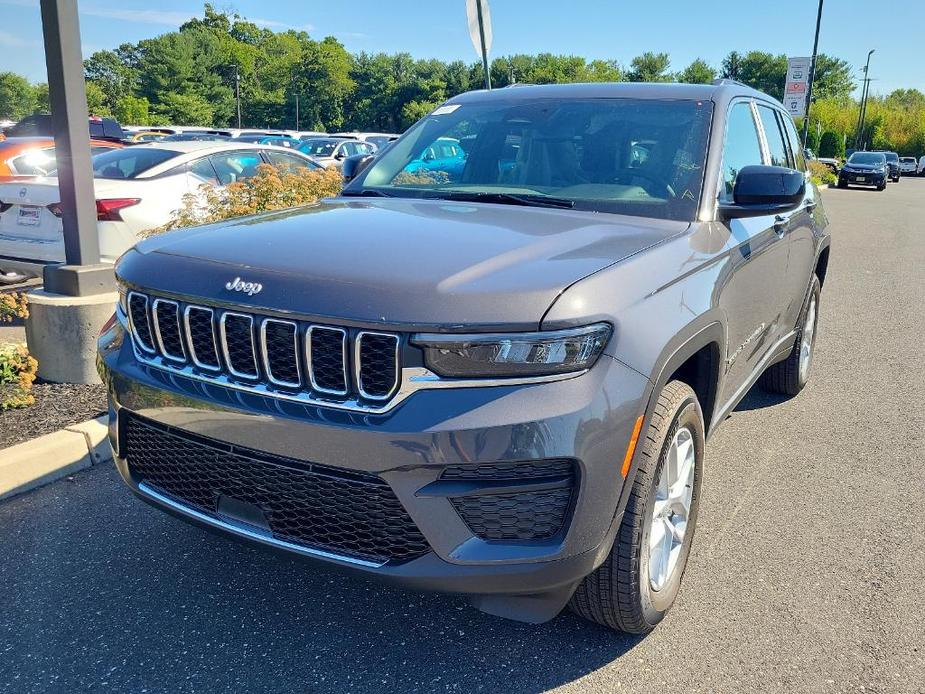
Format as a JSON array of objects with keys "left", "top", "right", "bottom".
[
  {"left": 854, "top": 49, "right": 875, "bottom": 150},
  {"left": 801, "top": 0, "right": 825, "bottom": 146},
  {"left": 235, "top": 68, "right": 242, "bottom": 129}
]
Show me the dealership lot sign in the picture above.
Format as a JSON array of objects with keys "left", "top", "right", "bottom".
[{"left": 784, "top": 56, "right": 811, "bottom": 117}]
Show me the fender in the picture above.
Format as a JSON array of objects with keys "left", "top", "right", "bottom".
[{"left": 601, "top": 314, "right": 726, "bottom": 558}]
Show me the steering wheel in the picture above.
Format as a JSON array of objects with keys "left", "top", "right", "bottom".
[{"left": 611, "top": 168, "right": 676, "bottom": 198}]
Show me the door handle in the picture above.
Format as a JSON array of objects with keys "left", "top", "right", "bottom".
[{"left": 804, "top": 199, "right": 817, "bottom": 211}]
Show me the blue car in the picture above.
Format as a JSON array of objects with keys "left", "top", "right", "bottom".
[{"left": 404, "top": 137, "right": 466, "bottom": 180}]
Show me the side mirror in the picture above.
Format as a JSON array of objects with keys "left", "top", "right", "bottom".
[
  {"left": 719, "top": 165, "right": 805, "bottom": 219},
  {"left": 334, "top": 150, "right": 347, "bottom": 160},
  {"left": 341, "top": 154, "right": 376, "bottom": 184}
]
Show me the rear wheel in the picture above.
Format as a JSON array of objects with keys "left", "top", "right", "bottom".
[
  {"left": 760, "top": 275, "right": 820, "bottom": 396},
  {"left": 569, "top": 380, "right": 704, "bottom": 633}
]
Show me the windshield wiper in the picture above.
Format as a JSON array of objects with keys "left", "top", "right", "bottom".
[
  {"left": 429, "top": 191, "right": 576, "bottom": 209},
  {"left": 341, "top": 188, "right": 394, "bottom": 197}
]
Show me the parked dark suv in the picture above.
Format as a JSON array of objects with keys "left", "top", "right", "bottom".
[
  {"left": 99, "top": 81, "right": 830, "bottom": 633},
  {"left": 872, "top": 150, "right": 901, "bottom": 182}
]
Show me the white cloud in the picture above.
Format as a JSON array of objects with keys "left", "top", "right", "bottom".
[
  {"left": 79, "top": 7, "right": 196, "bottom": 26},
  {"left": 250, "top": 17, "right": 315, "bottom": 32}
]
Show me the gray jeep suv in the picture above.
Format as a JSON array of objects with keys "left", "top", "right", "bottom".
[{"left": 98, "top": 81, "right": 830, "bottom": 633}]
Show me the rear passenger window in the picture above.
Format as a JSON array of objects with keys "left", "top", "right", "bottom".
[
  {"left": 780, "top": 115, "right": 806, "bottom": 171},
  {"left": 263, "top": 150, "right": 315, "bottom": 172},
  {"left": 189, "top": 157, "right": 219, "bottom": 184},
  {"left": 721, "top": 102, "right": 764, "bottom": 201},
  {"left": 208, "top": 151, "right": 263, "bottom": 185},
  {"left": 757, "top": 105, "right": 790, "bottom": 168}
]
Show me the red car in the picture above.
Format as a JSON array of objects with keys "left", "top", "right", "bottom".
[{"left": 0, "top": 137, "right": 123, "bottom": 182}]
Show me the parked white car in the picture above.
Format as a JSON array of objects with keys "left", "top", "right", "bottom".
[
  {"left": 296, "top": 137, "right": 376, "bottom": 168},
  {"left": 330, "top": 131, "right": 401, "bottom": 151},
  {"left": 0, "top": 141, "right": 320, "bottom": 282},
  {"left": 919, "top": 156, "right": 925, "bottom": 176},
  {"left": 899, "top": 157, "right": 918, "bottom": 175}
]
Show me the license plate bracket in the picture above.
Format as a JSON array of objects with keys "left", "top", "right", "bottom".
[{"left": 16, "top": 206, "right": 41, "bottom": 227}]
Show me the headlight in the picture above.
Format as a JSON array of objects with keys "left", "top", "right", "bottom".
[
  {"left": 412, "top": 323, "right": 612, "bottom": 378},
  {"left": 117, "top": 282, "right": 128, "bottom": 315}
]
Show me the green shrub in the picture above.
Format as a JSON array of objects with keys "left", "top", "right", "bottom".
[
  {"left": 807, "top": 160, "right": 837, "bottom": 187},
  {"left": 146, "top": 164, "right": 344, "bottom": 236},
  {"left": 0, "top": 343, "right": 38, "bottom": 410}
]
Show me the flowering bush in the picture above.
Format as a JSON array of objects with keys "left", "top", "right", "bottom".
[
  {"left": 808, "top": 160, "right": 838, "bottom": 187},
  {"left": 146, "top": 163, "right": 344, "bottom": 236},
  {"left": 0, "top": 343, "right": 38, "bottom": 410},
  {"left": 0, "top": 292, "right": 28, "bottom": 323}
]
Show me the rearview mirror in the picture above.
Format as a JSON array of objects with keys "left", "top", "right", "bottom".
[
  {"left": 719, "top": 165, "right": 805, "bottom": 219},
  {"left": 341, "top": 154, "right": 376, "bottom": 184}
]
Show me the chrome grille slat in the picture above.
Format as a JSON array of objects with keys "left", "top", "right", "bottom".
[
  {"left": 127, "top": 292, "right": 155, "bottom": 353},
  {"left": 260, "top": 319, "right": 302, "bottom": 388},
  {"left": 307, "top": 326, "right": 348, "bottom": 395},
  {"left": 151, "top": 298, "right": 185, "bottom": 362},
  {"left": 220, "top": 312, "right": 259, "bottom": 379},
  {"left": 355, "top": 331, "right": 400, "bottom": 400},
  {"left": 124, "top": 291, "right": 399, "bottom": 409},
  {"left": 183, "top": 306, "right": 220, "bottom": 371}
]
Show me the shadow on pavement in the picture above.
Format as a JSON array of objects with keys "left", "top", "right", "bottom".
[{"left": 1, "top": 464, "right": 644, "bottom": 693}]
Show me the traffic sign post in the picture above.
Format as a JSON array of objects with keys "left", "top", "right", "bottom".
[{"left": 466, "top": 0, "right": 493, "bottom": 90}]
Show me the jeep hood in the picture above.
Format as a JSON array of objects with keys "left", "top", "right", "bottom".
[{"left": 120, "top": 197, "right": 687, "bottom": 331}]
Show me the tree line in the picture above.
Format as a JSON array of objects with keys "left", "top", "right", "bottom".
[{"left": 0, "top": 4, "right": 923, "bottom": 155}]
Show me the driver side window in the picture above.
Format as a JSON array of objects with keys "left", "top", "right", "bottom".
[{"left": 721, "top": 102, "right": 764, "bottom": 202}]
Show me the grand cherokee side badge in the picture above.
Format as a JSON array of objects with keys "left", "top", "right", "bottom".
[{"left": 225, "top": 277, "right": 263, "bottom": 296}]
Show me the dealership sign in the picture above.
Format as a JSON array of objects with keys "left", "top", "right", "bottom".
[{"left": 784, "top": 56, "right": 812, "bottom": 117}]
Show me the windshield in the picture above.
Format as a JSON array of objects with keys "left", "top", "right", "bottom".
[
  {"left": 848, "top": 152, "right": 886, "bottom": 165},
  {"left": 879, "top": 152, "right": 899, "bottom": 162},
  {"left": 353, "top": 97, "right": 713, "bottom": 221},
  {"left": 299, "top": 140, "right": 340, "bottom": 156},
  {"left": 91, "top": 148, "right": 179, "bottom": 179}
]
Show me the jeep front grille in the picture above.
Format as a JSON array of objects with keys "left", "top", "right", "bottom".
[{"left": 126, "top": 291, "right": 400, "bottom": 407}]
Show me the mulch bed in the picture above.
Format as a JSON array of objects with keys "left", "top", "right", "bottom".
[{"left": 0, "top": 382, "right": 107, "bottom": 449}]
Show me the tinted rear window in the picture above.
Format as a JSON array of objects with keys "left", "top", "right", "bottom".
[{"left": 92, "top": 148, "right": 179, "bottom": 179}]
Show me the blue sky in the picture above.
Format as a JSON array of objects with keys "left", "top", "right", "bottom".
[{"left": 1, "top": 0, "right": 920, "bottom": 97}]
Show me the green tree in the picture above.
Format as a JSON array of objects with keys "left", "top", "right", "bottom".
[
  {"left": 32, "top": 83, "right": 49, "bottom": 112},
  {"left": 818, "top": 130, "right": 844, "bottom": 158},
  {"left": 811, "top": 55, "right": 854, "bottom": 102},
  {"left": 677, "top": 58, "right": 716, "bottom": 84},
  {"left": 626, "top": 52, "right": 671, "bottom": 82},
  {"left": 115, "top": 95, "right": 151, "bottom": 125},
  {"left": 85, "top": 82, "right": 112, "bottom": 116},
  {"left": 723, "top": 51, "right": 787, "bottom": 99},
  {"left": 0, "top": 72, "right": 37, "bottom": 120}
]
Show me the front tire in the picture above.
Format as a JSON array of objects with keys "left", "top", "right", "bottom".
[
  {"left": 570, "top": 381, "right": 704, "bottom": 633},
  {"left": 760, "top": 275, "right": 820, "bottom": 396}
]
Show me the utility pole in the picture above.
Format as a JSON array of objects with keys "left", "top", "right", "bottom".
[
  {"left": 800, "top": 0, "right": 824, "bottom": 145},
  {"left": 854, "top": 49, "right": 875, "bottom": 150},
  {"left": 235, "top": 68, "right": 242, "bottom": 129}
]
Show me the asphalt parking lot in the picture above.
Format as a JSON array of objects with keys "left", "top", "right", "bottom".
[{"left": 2, "top": 179, "right": 924, "bottom": 694}]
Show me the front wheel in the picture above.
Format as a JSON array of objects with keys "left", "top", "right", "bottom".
[{"left": 569, "top": 380, "right": 704, "bottom": 633}]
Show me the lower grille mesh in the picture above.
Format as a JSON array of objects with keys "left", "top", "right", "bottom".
[
  {"left": 451, "top": 488, "right": 573, "bottom": 541},
  {"left": 123, "top": 414, "right": 430, "bottom": 563},
  {"left": 445, "top": 460, "right": 577, "bottom": 541}
]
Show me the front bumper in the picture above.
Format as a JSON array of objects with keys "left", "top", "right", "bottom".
[
  {"left": 98, "top": 316, "right": 649, "bottom": 611},
  {"left": 839, "top": 170, "right": 885, "bottom": 186}
]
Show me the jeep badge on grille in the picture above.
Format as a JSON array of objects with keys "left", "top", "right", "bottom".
[{"left": 225, "top": 277, "right": 263, "bottom": 296}]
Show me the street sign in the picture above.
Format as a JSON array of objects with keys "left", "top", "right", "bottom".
[
  {"left": 466, "top": 0, "right": 493, "bottom": 57},
  {"left": 784, "top": 56, "right": 811, "bottom": 117},
  {"left": 784, "top": 94, "right": 808, "bottom": 118},
  {"left": 466, "top": 0, "right": 492, "bottom": 89}
]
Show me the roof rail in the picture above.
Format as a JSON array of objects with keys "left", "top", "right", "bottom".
[{"left": 711, "top": 78, "right": 750, "bottom": 88}]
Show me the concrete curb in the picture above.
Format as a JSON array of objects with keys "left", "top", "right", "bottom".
[{"left": 0, "top": 416, "right": 111, "bottom": 501}]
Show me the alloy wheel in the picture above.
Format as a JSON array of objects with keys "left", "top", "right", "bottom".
[{"left": 648, "top": 426, "right": 696, "bottom": 591}]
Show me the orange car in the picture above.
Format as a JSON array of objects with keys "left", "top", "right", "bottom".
[{"left": 0, "top": 137, "right": 123, "bottom": 182}]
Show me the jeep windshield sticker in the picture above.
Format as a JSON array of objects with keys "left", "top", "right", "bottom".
[{"left": 431, "top": 104, "right": 461, "bottom": 116}]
